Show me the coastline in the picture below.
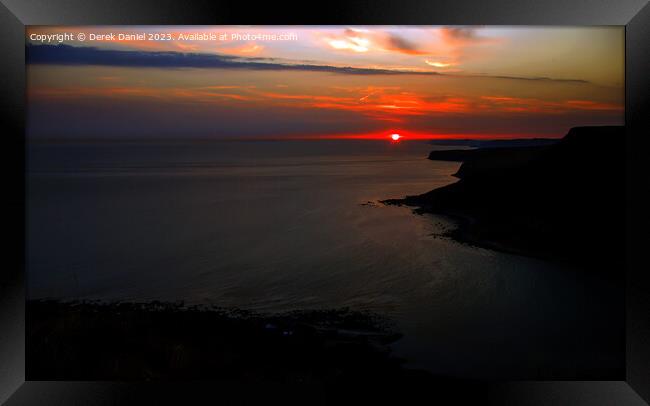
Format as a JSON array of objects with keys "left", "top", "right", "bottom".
[
  {"left": 27, "top": 299, "right": 410, "bottom": 381},
  {"left": 382, "top": 195, "right": 556, "bottom": 262},
  {"left": 383, "top": 126, "right": 626, "bottom": 266},
  {"left": 383, "top": 201, "right": 559, "bottom": 261}
]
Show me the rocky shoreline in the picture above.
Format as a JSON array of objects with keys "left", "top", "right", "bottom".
[
  {"left": 27, "top": 299, "right": 411, "bottom": 381},
  {"left": 383, "top": 126, "right": 626, "bottom": 266}
]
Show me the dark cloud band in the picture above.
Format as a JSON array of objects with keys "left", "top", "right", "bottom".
[
  {"left": 26, "top": 44, "right": 440, "bottom": 75},
  {"left": 26, "top": 44, "right": 589, "bottom": 83}
]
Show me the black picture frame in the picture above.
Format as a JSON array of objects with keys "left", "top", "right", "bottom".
[{"left": 1, "top": 0, "right": 648, "bottom": 404}]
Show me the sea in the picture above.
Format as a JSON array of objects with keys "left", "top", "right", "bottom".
[{"left": 26, "top": 139, "right": 623, "bottom": 379}]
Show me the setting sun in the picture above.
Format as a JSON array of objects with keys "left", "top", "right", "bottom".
[{"left": 391, "top": 133, "right": 402, "bottom": 141}]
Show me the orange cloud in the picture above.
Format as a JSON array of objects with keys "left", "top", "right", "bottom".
[
  {"left": 564, "top": 100, "right": 622, "bottom": 111},
  {"left": 380, "top": 32, "right": 428, "bottom": 55},
  {"left": 425, "top": 60, "right": 454, "bottom": 68},
  {"left": 439, "top": 27, "right": 495, "bottom": 47},
  {"left": 325, "top": 29, "right": 371, "bottom": 53},
  {"left": 29, "top": 82, "right": 622, "bottom": 123},
  {"left": 480, "top": 96, "right": 623, "bottom": 113},
  {"left": 434, "top": 27, "right": 501, "bottom": 69},
  {"left": 29, "top": 86, "right": 165, "bottom": 99},
  {"left": 29, "top": 85, "right": 252, "bottom": 103},
  {"left": 322, "top": 28, "right": 430, "bottom": 56},
  {"left": 175, "top": 42, "right": 201, "bottom": 52},
  {"left": 218, "top": 42, "right": 265, "bottom": 55}
]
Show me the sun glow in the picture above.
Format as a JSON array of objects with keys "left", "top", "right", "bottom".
[
  {"left": 390, "top": 133, "right": 402, "bottom": 141},
  {"left": 425, "top": 60, "right": 453, "bottom": 68}
]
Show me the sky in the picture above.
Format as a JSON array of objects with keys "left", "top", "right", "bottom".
[{"left": 26, "top": 26, "right": 624, "bottom": 140}]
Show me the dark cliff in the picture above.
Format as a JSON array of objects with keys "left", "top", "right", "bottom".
[{"left": 386, "top": 126, "right": 626, "bottom": 265}]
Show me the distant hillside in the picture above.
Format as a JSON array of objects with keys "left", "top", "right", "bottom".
[
  {"left": 428, "top": 138, "right": 559, "bottom": 149},
  {"left": 386, "top": 126, "right": 626, "bottom": 265},
  {"left": 427, "top": 146, "right": 553, "bottom": 178}
]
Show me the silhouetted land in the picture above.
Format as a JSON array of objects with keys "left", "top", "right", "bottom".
[
  {"left": 27, "top": 300, "right": 418, "bottom": 381},
  {"left": 428, "top": 138, "right": 559, "bottom": 149},
  {"left": 28, "top": 300, "right": 499, "bottom": 402},
  {"left": 385, "top": 126, "right": 626, "bottom": 265}
]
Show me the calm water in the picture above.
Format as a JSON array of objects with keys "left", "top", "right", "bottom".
[{"left": 27, "top": 139, "right": 622, "bottom": 378}]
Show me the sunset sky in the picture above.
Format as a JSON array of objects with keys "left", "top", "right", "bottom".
[{"left": 26, "top": 26, "right": 624, "bottom": 140}]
